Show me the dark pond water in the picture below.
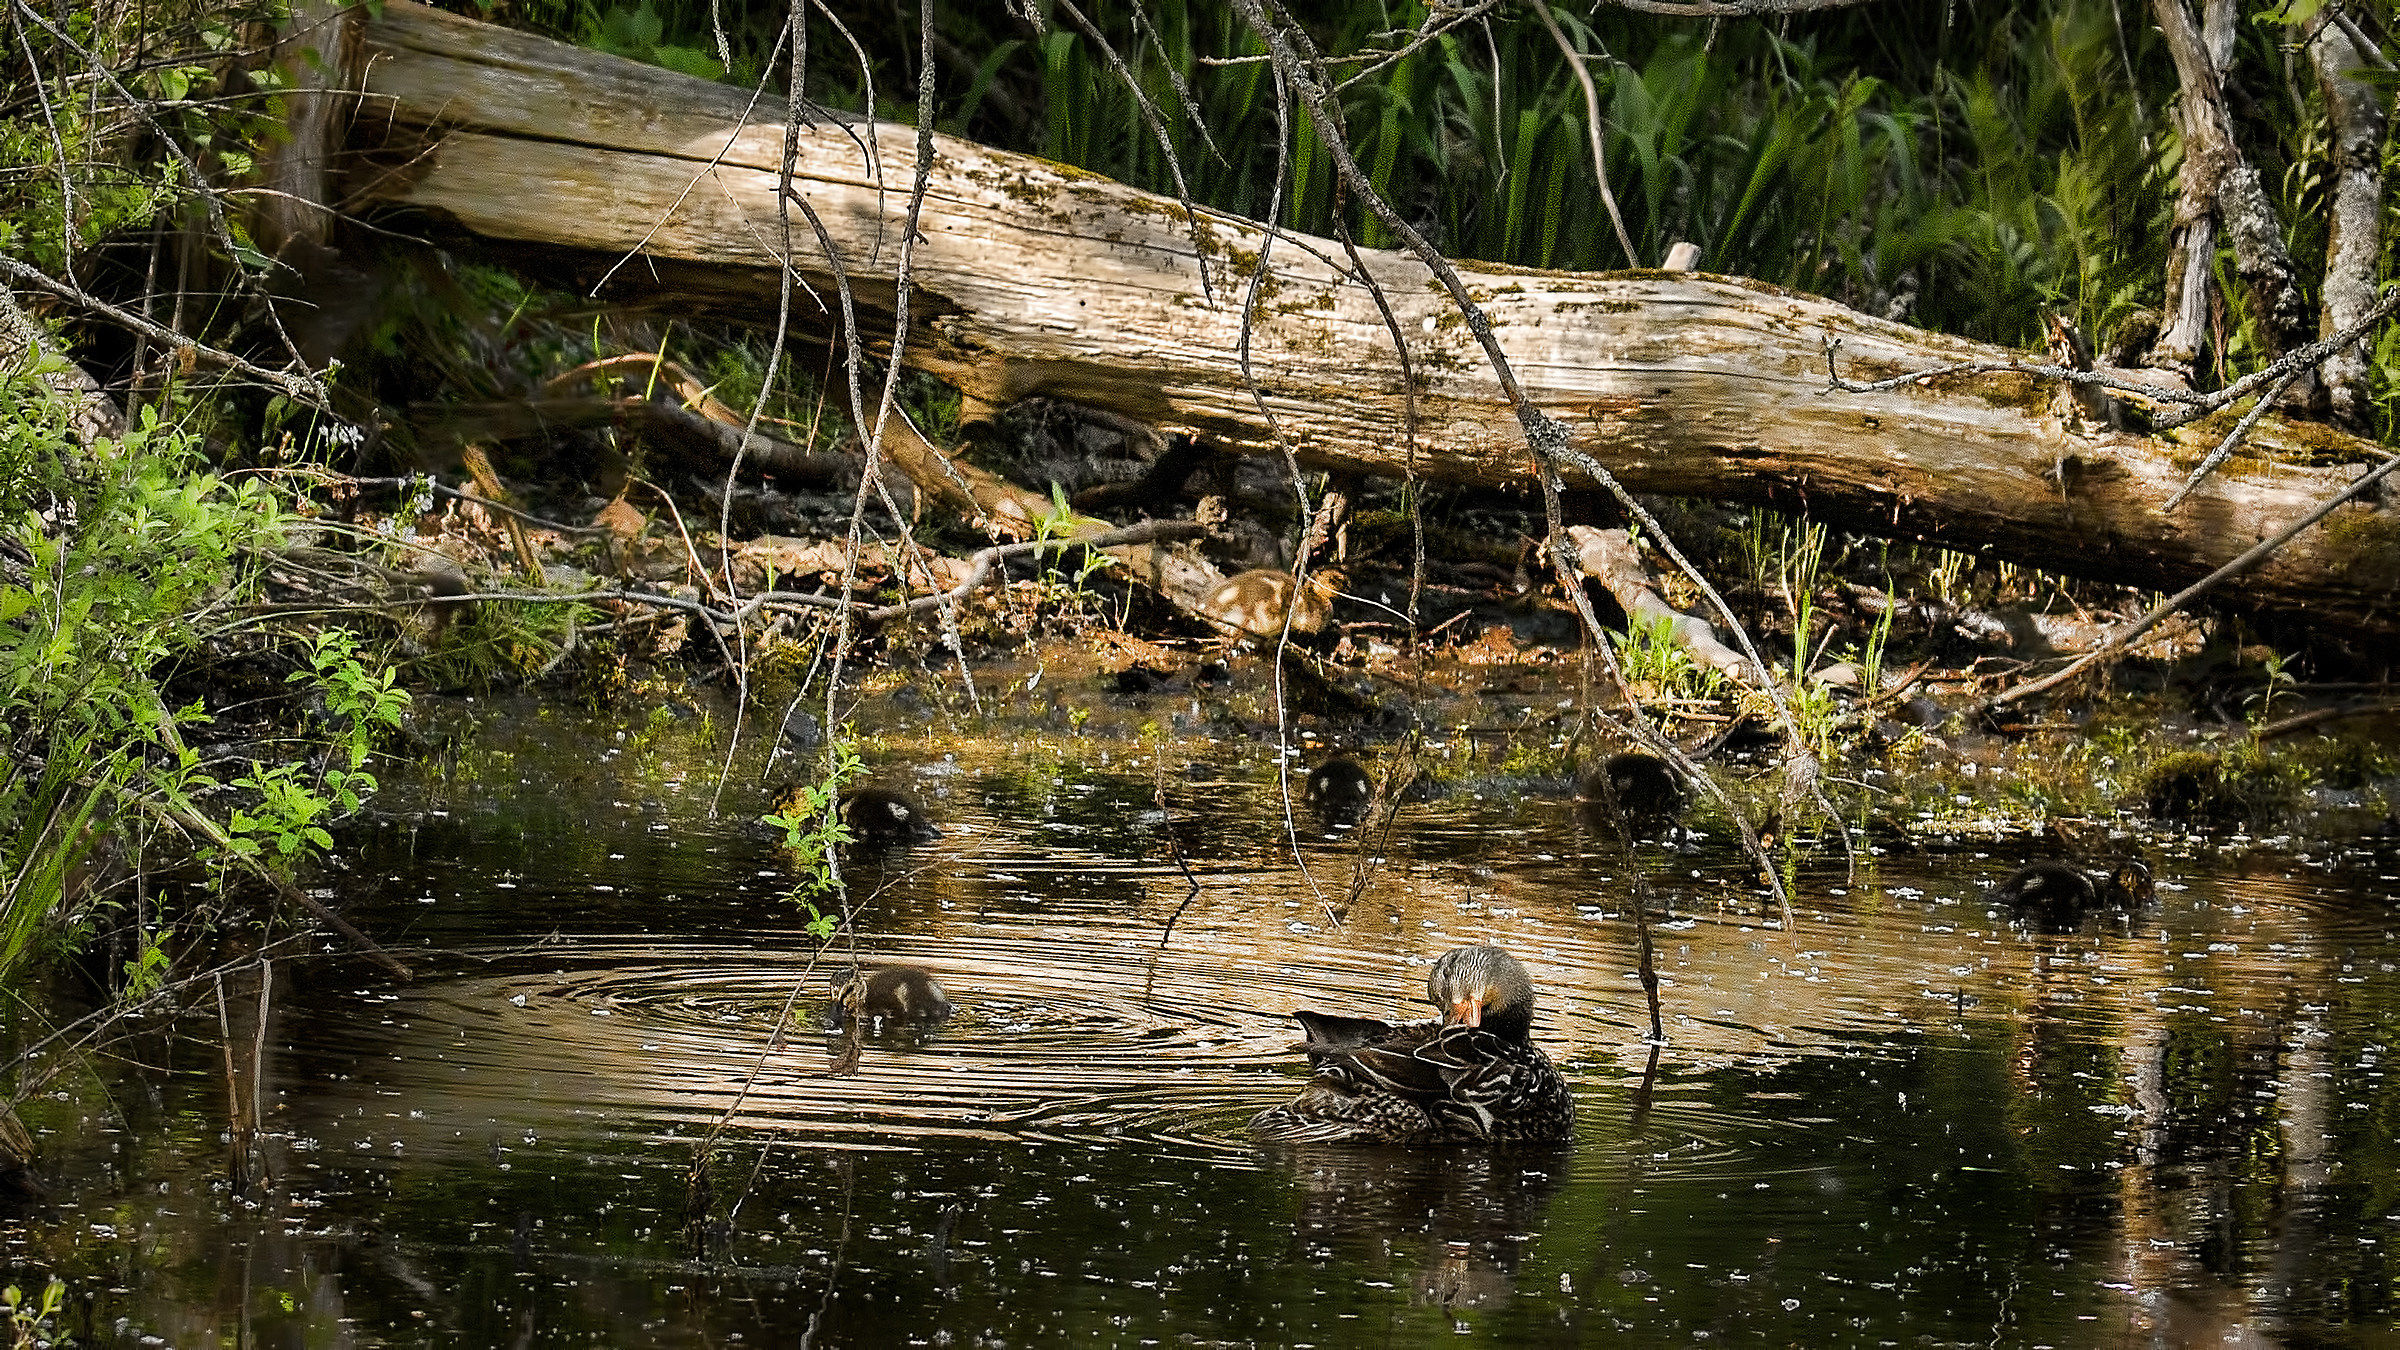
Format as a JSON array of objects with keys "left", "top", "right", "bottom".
[{"left": 7, "top": 676, "right": 2400, "bottom": 1346}]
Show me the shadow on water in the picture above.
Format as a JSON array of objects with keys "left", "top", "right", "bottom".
[{"left": 5, "top": 690, "right": 2400, "bottom": 1344}]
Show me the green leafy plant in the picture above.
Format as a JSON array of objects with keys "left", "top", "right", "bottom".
[
  {"left": 0, "top": 363, "right": 282, "bottom": 977},
  {"left": 3, "top": 1277, "right": 64, "bottom": 1350},
  {"left": 1615, "top": 613, "right": 1724, "bottom": 701},
  {"left": 216, "top": 630, "right": 408, "bottom": 880},
  {"left": 763, "top": 738, "right": 865, "bottom": 940},
  {"left": 1029, "top": 484, "right": 1120, "bottom": 619}
]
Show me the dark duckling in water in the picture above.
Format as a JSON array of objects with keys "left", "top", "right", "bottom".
[
  {"left": 1576, "top": 751, "right": 1686, "bottom": 840},
  {"left": 1996, "top": 857, "right": 2155, "bottom": 930},
  {"left": 1306, "top": 755, "right": 1374, "bottom": 824},
  {"left": 826, "top": 964, "right": 953, "bottom": 1030},
  {"left": 1253, "top": 945, "right": 1574, "bottom": 1145},
  {"left": 839, "top": 786, "right": 942, "bottom": 846}
]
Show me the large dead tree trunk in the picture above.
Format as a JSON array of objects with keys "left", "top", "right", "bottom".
[
  {"left": 318, "top": 3, "right": 2400, "bottom": 639},
  {"left": 2306, "top": 11, "right": 2388, "bottom": 434},
  {"left": 2150, "top": 0, "right": 2317, "bottom": 403}
]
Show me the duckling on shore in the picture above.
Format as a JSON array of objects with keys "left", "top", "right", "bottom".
[
  {"left": 1575, "top": 751, "right": 1687, "bottom": 841},
  {"left": 826, "top": 964, "right": 953, "bottom": 1030},
  {"left": 1198, "top": 567, "right": 1344, "bottom": 642},
  {"left": 1995, "top": 857, "right": 2154, "bottom": 930},
  {"left": 1253, "top": 945, "right": 1574, "bottom": 1145}
]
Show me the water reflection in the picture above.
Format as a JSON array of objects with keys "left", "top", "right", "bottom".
[
  {"left": 3, "top": 698, "right": 2397, "bottom": 1345},
  {"left": 1271, "top": 1144, "right": 1568, "bottom": 1314}
]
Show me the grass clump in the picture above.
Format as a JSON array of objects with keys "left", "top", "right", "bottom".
[{"left": 2133, "top": 745, "right": 2299, "bottom": 829}]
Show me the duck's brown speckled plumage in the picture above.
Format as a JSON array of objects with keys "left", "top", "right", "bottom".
[{"left": 1253, "top": 946, "right": 1574, "bottom": 1145}]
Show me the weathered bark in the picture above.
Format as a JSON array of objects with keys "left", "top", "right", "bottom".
[
  {"left": 2305, "top": 13, "right": 2387, "bottom": 432},
  {"left": 2149, "top": 0, "right": 2316, "bottom": 401},
  {"left": 255, "top": 2, "right": 353, "bottom": 260},
  {"left": 325, "top": 2, "right": 2400, "bottom": 637}
]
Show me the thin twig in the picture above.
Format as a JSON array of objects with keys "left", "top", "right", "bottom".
[
  {"left": 2254, "top": 700, "right": 2400, "bottom": 740},
  {"left": 1530, "top": 2, "right": 1639, "bottom": 268},
  {"left": 0, "top": 255, "right": 327, "bottom": 406},
  {"left": 1054, "top": 0, "right": 1217, "bottom": 305},
  {"left": 2161, "top": 366, "right": 2305, "bottom": 511}
]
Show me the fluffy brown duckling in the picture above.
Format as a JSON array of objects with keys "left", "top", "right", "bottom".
[
  {"left": 1198, "top": 567, "right": 1345, "bottom": 642},
  {"left": 1576, "top": 751, "right": 1687, "bottom": 840},
  {"left": 1995, "top": 857, "right": 2155, "bottom": 930},
  {"left": 826, "top": 964, "right": 953, "bottom": 1030},
  {"left": 1253, "top": 945, "right": 1574, "bottom": 1145},
  {"left": 839, "top": 786, "right": 942, "bottom": 847},
  {"left": 1307, "top": 755, "right": 1374, "bottom": 824}
]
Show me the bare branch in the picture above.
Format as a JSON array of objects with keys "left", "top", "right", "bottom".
[
  {"left": 1530, "top": 1, "right": 1639, "bottom": 267},
  {"left": 0, "top": 256, "right": 328, "bottom": 406}
]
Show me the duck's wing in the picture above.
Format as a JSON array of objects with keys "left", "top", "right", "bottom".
[
  {"left": 1251, "top": 1083, "right": 1435, "bottom": 1144},
  {"left": 1998, "top": 863, "right": 2092, "bottom": 907},
  {"left": 1251, "top": 1020, "right": 1449, "bottom": 1142},
  {"left": 1412, "top": 1029, "right": 1575, "bottom": 1142},
  {"left": 1258, "top": 1022, "right": 1573, "bottom": 1144},
  {"left": 1291, "top": 1010, "right": 1399, "bottom": 1055}
]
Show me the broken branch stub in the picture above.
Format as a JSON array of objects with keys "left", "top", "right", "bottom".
[{"left": 1565, "top": 526, "right": 1760, "bottom": 687}]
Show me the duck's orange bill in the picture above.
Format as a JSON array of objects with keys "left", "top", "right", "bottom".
[{"left": 1449, "top": 997, "right": 1482, "bottom": 1027}]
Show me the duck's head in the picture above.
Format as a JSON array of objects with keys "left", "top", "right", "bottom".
[
  {"left": 2105, "top": 858, "right": 2155, "bottom": 905},
  {"left": 1307, "top": 759, "right": 1374, "bottom": 826},
  {"left": 1425, "top": 945, "right": 1538, "bottom": 1041}
]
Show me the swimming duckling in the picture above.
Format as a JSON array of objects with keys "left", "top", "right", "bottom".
[
  {"left": 1575, "top": 751, "right": 1686, "bottom": 841},
  {"left": 826, "top": 964, "right": 953, "bottom": 1030},
  {"left": 1307, "top": 755, "right": 1374, "bottom": 824},
  {"left": 1995, "top": 857, "right": 2154, "bottom": 930},
  {"left": 1198, "top": 567, "right": 1345, "bottom": 642},
  {"left": 839, "top": 786, "right": 942, "bottom": 846},
  {"left": 1253, "top": 945, "right": 1574, "bottom": 1145}
]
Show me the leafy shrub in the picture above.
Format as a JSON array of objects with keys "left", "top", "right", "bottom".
[{"left": 0, "top": 356, "right": 402, "bottom": 983}]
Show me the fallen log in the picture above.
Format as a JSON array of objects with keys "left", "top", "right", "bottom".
[{"left": 315, "top": 2, "right": 2400, "bottom": 637}]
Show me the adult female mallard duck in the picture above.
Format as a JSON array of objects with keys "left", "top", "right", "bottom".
[
  {"left": 1996, "top": 857, "right": 2154, "bottom": 930},
  {"left": 1253, "top": 946, "right": 1574, "bottom": 1145}
]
